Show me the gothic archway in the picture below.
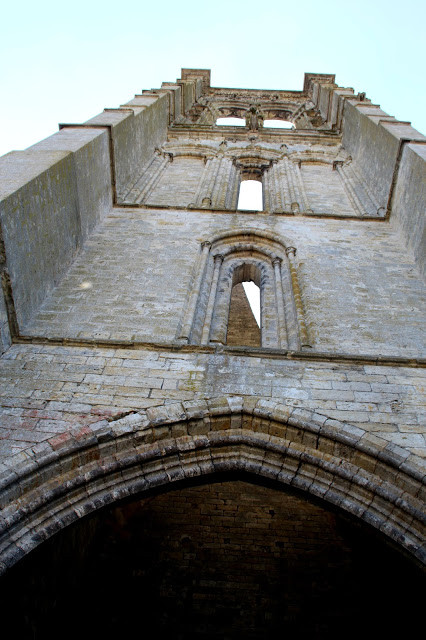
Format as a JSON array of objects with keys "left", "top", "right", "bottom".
[
  {"left": 2, "top": 471, "right": 424, "bottom": 640},
  {"left": 0, "top": 396, "right": 424, "bottom": 572}
]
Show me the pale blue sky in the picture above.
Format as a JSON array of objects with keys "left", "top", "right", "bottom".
[{"left": 1, "top": 0, "right": 425, "bottom": 157}]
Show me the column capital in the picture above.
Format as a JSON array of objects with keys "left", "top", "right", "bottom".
[
  {"left": 272, "top": 257, "right": 282, "bottom": 267},
  {"left": 201, "top": 240, "right": 212, "bottom": 250},
  {"left": 213, "top": 253, "right": 224, "bottom": 264},
  {"left": 286, "top": 246, "right": 297, "bottom": 257}
]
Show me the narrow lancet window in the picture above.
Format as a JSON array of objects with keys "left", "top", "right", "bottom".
[
  {"left": 178, "top": 231, "right": 309, "bottom": 351},
  {"left": 226, "top": 280, "right": 261, "bottom": 347},
  {"left": 237, "top": 180, "right": 263, "bottom": 211},
  {"left": 243, "top": 282, "right": 260, "bottom": 326}
]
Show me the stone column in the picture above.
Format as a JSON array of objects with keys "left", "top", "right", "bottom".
[
  {"left": 178, "top": 241, "right": 211, "bottom": 343},
  {"left": 280, "top": 255, "right": 300, "bottom": 351},
  {"left": 334, "top": 161, "right": 366, "bottom": 216},
  {"left": 201, "top": 254, "right": 224, "bottom": 344},
  {"left": 273, "top": 162, "right": 285, "bottom": 212},
  {"left": 225, "top": 162, "right": 240, "bottom": 210},
  {"left": 255, "top": 264, "right": 279, "bottom": 349},
  {"left": 211, "top": 157, "right": 233, "bottom": 209},
  {"left": 293, "top": 161, "right": 312, "bottom": 213},
  {"left": 277, "top": 160, "right": 292, "bottom": 211},
  {"left": 262, "top": 167, "right": 273, "bottom": 212},
  {"left": 272, "top": 258, "right": 288, "bottom": 349},
  {"left": 209, "top": 264, "right": 233, "bottom": 344},
  {"left": 190, "top": 156, "right": 215, "bottom": 208},
  {"left": 279, "top": 158, "right": 312, "bottom": 214},
  {"left": 283, "top": 157, "right": 300, "bottom": 213},
  {"left": 134, "top": 151, "right": 172, "bottom": 204},
  {"left": 265, "top": 163, "right": 285, "bottom": 213},
  {"left": 286, "top": 247, "right": 310, "bottom": 349},
  {"left": 194, "top": 156, "right": 221, "bottom": 208}
]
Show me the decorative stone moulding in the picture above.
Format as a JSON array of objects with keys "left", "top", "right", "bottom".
[
  {"left": 0, "top": 396, "right": 424, "bottom": 573},
  {"left": 181, "top": 98, "right": 328, "bottom": 132},
  {"left": 119, "top": 137, "right": 383, "bottom": 217},
  {"left": 178, "top": 229, "right": 310, "bottom": 350}
]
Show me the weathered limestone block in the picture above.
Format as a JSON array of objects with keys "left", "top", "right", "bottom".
[{"left": 29, "top": 127, "right": 112, "bottom": 237}]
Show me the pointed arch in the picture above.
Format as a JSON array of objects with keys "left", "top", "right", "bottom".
[{"left": 0, "top": 396, "right": 424, "bottom": 573}]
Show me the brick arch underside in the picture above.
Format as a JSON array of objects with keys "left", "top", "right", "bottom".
[{"left": 0, "top": 396, "right": 424, "bottom": 572}]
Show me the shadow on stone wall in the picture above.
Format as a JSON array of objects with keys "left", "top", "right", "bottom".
[{"left": 1, "top": 475, "right": 424, "bottom": 640}]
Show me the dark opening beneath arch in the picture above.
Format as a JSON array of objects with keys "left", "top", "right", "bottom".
[{"left": 1, "top": 475, "right": 423, "bottom": 640}]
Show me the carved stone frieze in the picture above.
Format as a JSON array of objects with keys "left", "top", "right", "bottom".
[{"left": 174, "top": 90, "right": 332, "bottom": 131}]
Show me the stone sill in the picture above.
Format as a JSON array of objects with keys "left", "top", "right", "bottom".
[
  {"left": 115, "top": 202, "right": 387, "bottom": 221},
  {"left": 168, "top": 125, "right": 342, "bottom": 142}
]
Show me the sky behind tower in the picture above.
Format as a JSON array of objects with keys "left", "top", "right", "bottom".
[{"left": 0, "top": 0, "right": 425, "bottom": 157}]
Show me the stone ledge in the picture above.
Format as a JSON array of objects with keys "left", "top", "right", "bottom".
[{"left": 13, "top": 335, "right": 426, "bottom": 368}]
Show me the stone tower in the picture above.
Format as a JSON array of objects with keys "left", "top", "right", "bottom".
[{"left": 0, "top": 69, "right": 424, "bottom": 636}]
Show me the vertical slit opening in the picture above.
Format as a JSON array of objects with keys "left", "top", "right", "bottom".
[
  {"left": 226, "top": 264, "right": 261, "bottom": 347},
  {"left": 242, "top": 282, "right": 260, "bottom": 327},
  {"left": 237, "top": 180, "right": 263, "bottom": 211}
]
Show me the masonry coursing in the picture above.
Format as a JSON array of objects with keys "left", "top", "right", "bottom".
[
  {"left": 0, "top": 343, "right": 424, "bottom": 460},
  {"left": 0, "top": 69, "right": 424, "bottom": 569}
]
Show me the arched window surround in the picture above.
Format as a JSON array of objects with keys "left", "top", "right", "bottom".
[{"left": 178, "top": 230, "right": 310, "bottom": 350}]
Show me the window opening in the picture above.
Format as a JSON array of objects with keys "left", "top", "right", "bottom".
[
  {"left": 263, "top": 119, "right": 294, "bottom": 129},
  {"left": 237, "top": 180, "right": 263, "bottom": 211},
  {"left": 227, "top": 279, "right": 261, "bottom": 347},
  {"left": 243, "top": 282, "right": 260, "bottom": 326},
  {"left": 216, "top": 117, "right": 246, "bottom": 127},
  {"left": 178, "top": 231, "right": 309, "bottom": 351}
]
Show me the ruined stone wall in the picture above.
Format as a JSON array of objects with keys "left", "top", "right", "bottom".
[
  {"left": 338, "top": 93, "right": 426, "bottom": 276},
  {"left": 0, "top": 80, "right": 185, "bottom": 353},
  {"left": 0, "top": 70, "right": 424, "bottom": 575},
  {"left": 0, "top": 129, "right": 111, "bottom": 334},
  {"left": 391, "top": 143, "right": 426, "bottom": 279},
  {"left": 20, "top": 207, "right": 425, "bottom": 358},
  {"left": 1, "top": 342, "right": 424, "bottom": 460},
  {"left": 226, "top": 283, "right": 261, "bottom": 347}
]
